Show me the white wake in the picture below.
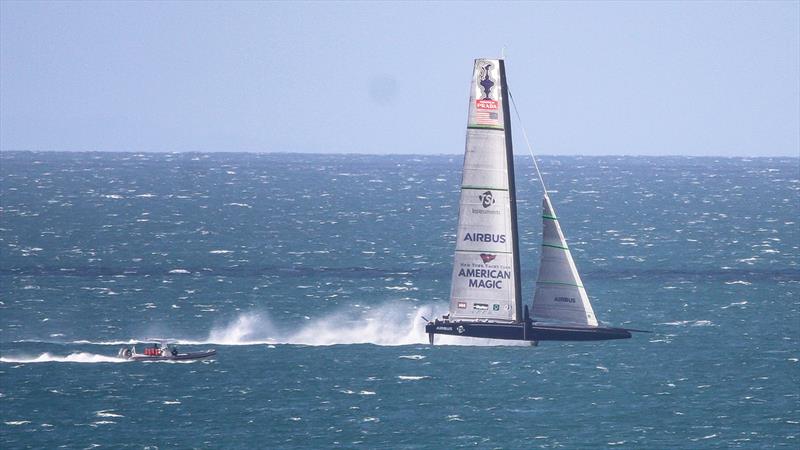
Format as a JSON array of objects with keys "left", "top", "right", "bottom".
[{"left": 0, "top": 352, "right": 127, "bottom": 364}]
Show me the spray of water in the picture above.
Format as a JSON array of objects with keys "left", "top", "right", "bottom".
[
  {"left": 196, "top": 302, "right": 526, "bottom": 346},
  {"left": 205, "top": 312, "right": 278, "bottom": 345},
  {"left": 5, "top": 302, "right": 526, "bottom": 350}
]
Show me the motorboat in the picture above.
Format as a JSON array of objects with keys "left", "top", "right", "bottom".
[{"left": 118, "top": 339, "right": 216, "bottom": 361}]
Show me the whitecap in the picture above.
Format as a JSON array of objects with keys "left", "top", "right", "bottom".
[
  {"left": 658, "top": 320, "right": 714, "bottom": 327},
  {"left": 693, "top": 434, "right": 718, "bottom": 441},
  {"left": 398, "top": 355, "right": 426, "bottom": 360},
  {"left": 721, "top": 301, "right": 748, "bottom": 309},
  {"left": 398, "top": 375, "right": 429, "bottom": 381}
]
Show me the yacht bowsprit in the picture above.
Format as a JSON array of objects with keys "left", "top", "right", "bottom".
[{"left": 425, "top": 58, "right": 643, "bottom": 344}]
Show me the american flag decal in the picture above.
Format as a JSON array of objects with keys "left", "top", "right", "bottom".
[{"left": 474, "top": 110, "right": 499, "bottom": 126}]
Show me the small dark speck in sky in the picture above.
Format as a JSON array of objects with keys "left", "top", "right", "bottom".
[{"left": 368, "top": 75, "right": 398, "bottom": 106}]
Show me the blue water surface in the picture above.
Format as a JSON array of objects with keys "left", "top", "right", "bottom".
[{"left": 1, "top": 152, "right": 798, "bottom": 448}]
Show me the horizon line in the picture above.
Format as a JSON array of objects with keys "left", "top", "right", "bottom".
[{"left": 1, "top": 149, "right": 798, "bottom": 159}]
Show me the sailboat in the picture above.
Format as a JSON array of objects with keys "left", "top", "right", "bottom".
[{"left": 425, "top": 58, "right": 638, "bottom": 344}]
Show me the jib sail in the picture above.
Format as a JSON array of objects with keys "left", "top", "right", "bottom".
[{"left": 530, "top": 195, "right": 598, "bottom": 326}]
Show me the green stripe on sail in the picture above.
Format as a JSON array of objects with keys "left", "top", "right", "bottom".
[
  {"left": 536, "top": 280, "right": 584, "bottom": 288},
  {"left": 542, "top": 214, "right": 558, "bottom": 220},
  {"left": 467, "top": 125, "right": 504, "bottom": 131},
  {"left": 542, "top": 243, "right": 568, "bottom": 250},
  {"left": 462, "top": 186, "right": 509, "bottom": 191}
]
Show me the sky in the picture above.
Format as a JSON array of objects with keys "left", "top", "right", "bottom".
[{"left": 1, "top": 1, "right": 798, "bottom": 156}]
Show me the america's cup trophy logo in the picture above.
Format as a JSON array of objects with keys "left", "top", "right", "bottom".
[
  {"left": 474, "top": 63, "right": 499, "bottom": 124},
  {"left": 479, "top": 64, "right": 495, "bottom": 100}
]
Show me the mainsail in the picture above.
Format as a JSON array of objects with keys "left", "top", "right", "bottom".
[
  {"left": 530, "top": 195, "right": 598, "bottom": 326},
  {"left": 448, "top": 59, "right": 522, "bottom": 323}
]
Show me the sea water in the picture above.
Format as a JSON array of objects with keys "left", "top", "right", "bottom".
[{"left": 0, "top": 152, "right": 797, "bottom": 448}]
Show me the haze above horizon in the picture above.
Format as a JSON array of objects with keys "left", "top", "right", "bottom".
[{"left": 1, "top": 1, "right": 798, "bottom": 157}]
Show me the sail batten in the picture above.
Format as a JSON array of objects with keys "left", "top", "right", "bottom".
[{"left": 448, "top": 59, "right": 521, "bottom": 323}]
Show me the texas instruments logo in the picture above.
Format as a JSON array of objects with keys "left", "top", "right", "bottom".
[
  {"left": 480, "top": 253, "right": 496, "bottom": 264},
  {"left": 478, "top": 191, "right": 495, "bottom": 208},
  {"left": 471, "top": 190, "right": 500, "bottom": 216}
]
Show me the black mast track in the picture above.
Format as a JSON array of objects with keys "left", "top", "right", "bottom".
[{"left": 499, "top": 60, "right": 523, "bottom": 323}]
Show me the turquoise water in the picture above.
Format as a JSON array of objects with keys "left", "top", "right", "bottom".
[{"left": 1, "top": 152, "right": 798, "bottom": 448}]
